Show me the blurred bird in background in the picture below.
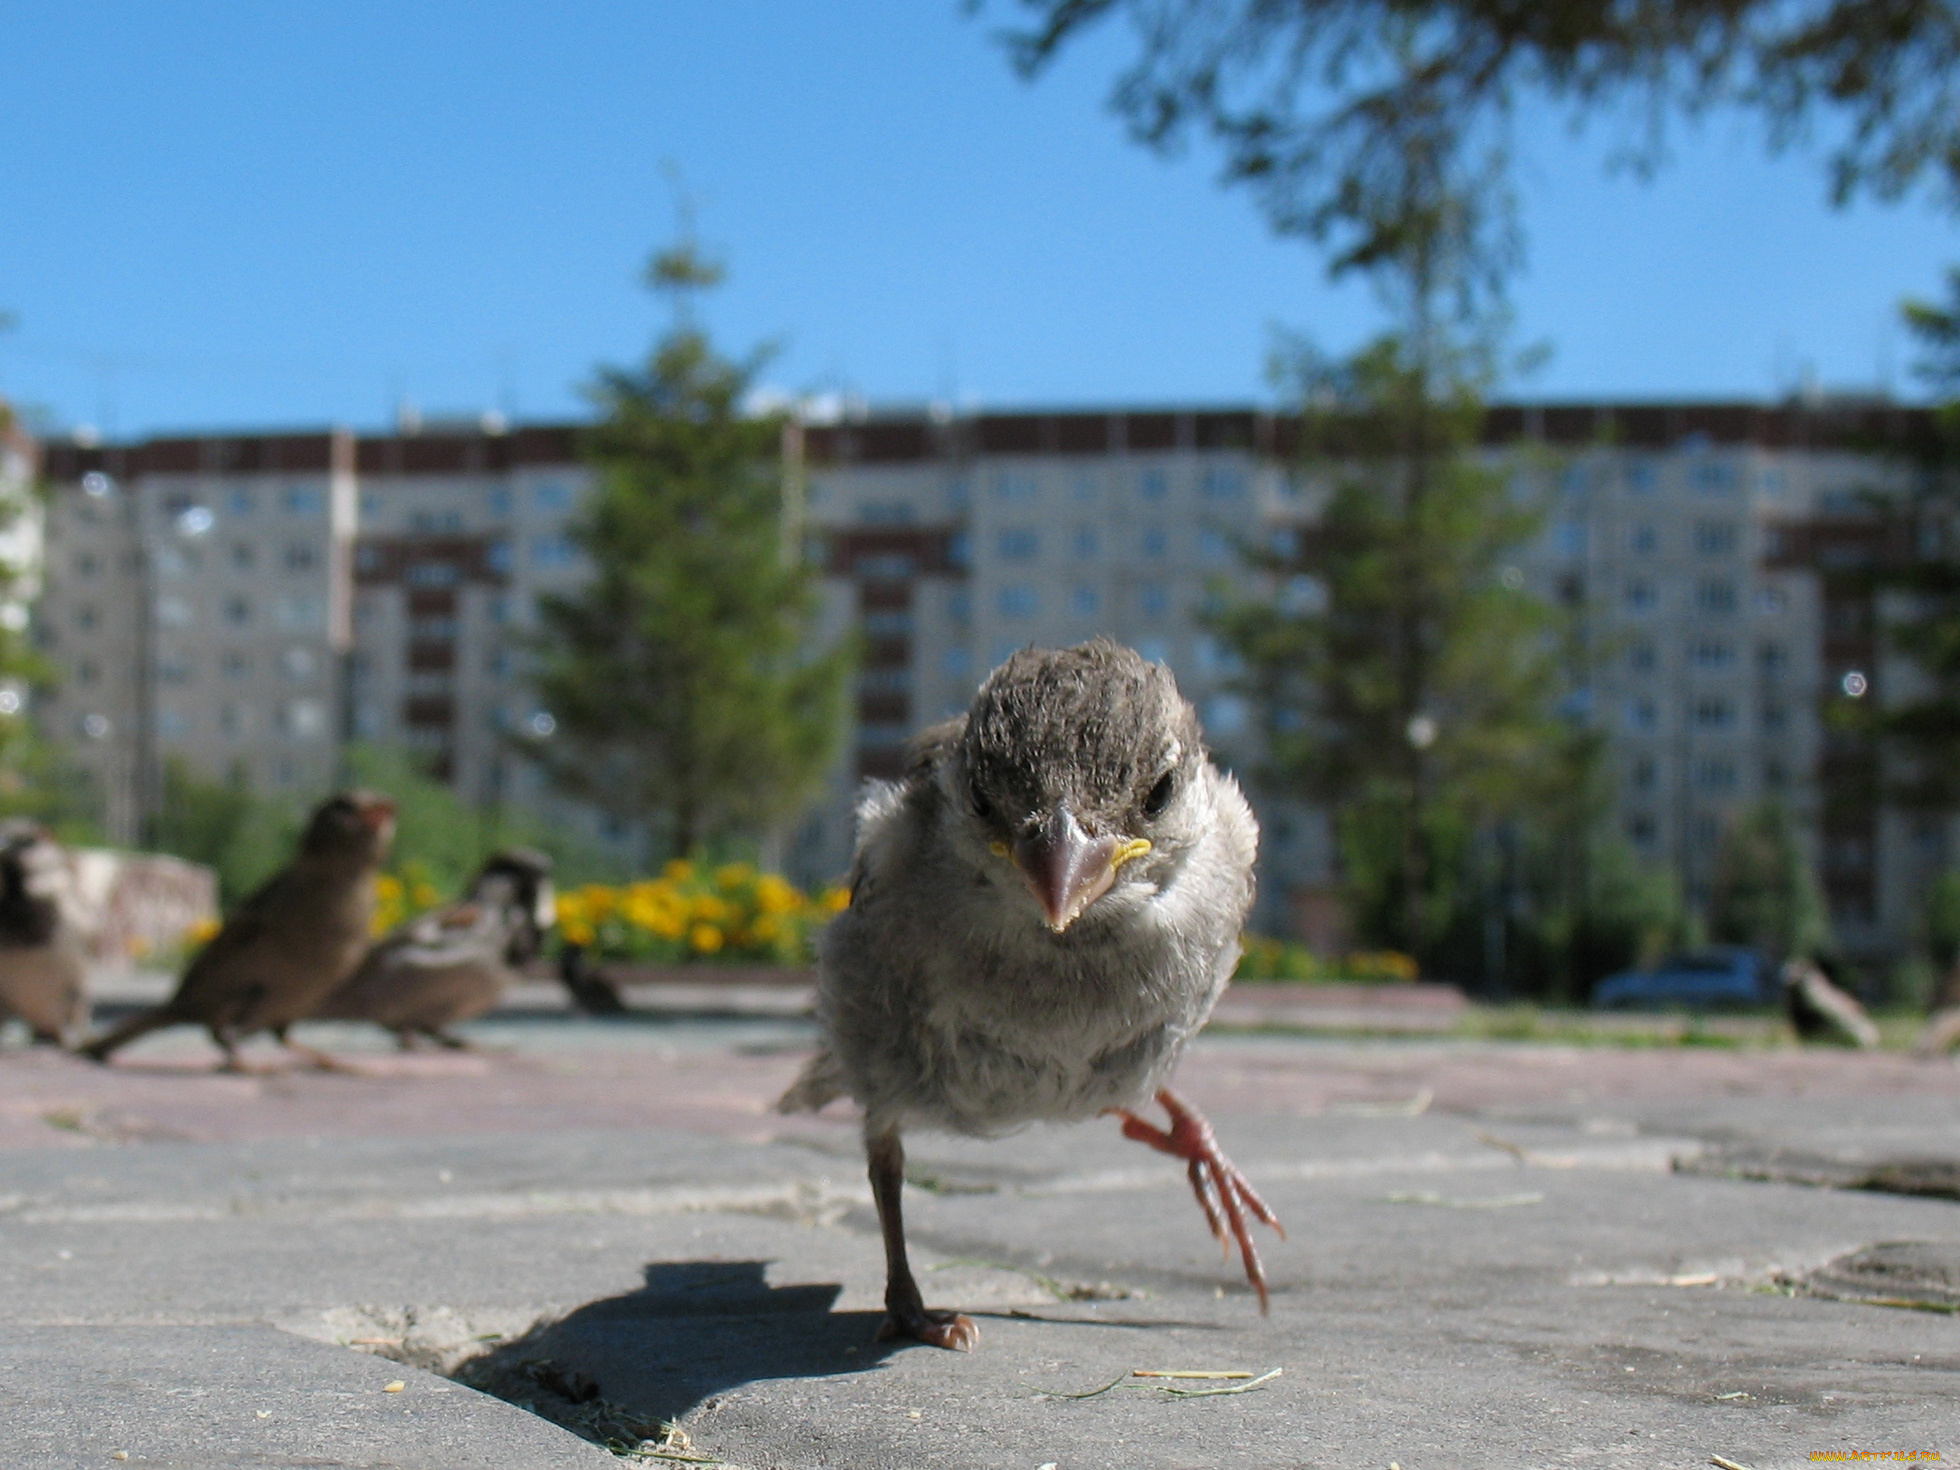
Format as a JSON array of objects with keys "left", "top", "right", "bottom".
[
  {"left": 779, "top": 641, "right": 1279, "bottom": 1351},
  {"left": 0, "top": 820, "right": 90, "bottom": 1047},
  {"left": 80, "top": 791, "right": 395, "bottom": 1069},
  {"left": 1783, "top": 957, "right": 1880, "bottom": 1049},
  {"left": 315, "top": 848, "right": 555, "bottom": 1048}
]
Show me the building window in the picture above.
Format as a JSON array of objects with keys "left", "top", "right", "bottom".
[
  {"left": 222, "top": 650, "right": 250, "bottom": 678},
  {"left": 1137, "top": 468, "right": 1168, "bottom": 500},
  {"left": 220, "top": 703, "right": 251, "bottom": 737},
  {"left": 275, "top": 595, "right": 324, "bottom": 631},
  {"left": 997, "top": 585, "right": 1037, "bottom": 617},
  {"left": 282, "top": 646, "right": 319, "bottom": 679},
  {"left": 1695, "top": 759, "right": 1737, "bottom": 789},
  {"left": 1072, "top": 526, "right": 1099, "bottom": 559},
  {"left": 1070, "top": 474, "right": 1099, "bottom": 502},
  {"left": 1628, "top": 642, "right": 1657, "bottom": 673},
  {"left": 1695, "top": 580, "right": 1737, "bottom": 614},
  {"left": 232, "top": 542, "right": 256, "bottom": 570},
  {"left": 530, "top": 534, "right": 576, "bottom": 567},
  {"left": 1694, "top": 520, "right": 1739, "bottom": 555},
  {"left": 942, "top": 647, "right": 971, "bottom": 678},
  {"left": 74, "top": 552, "right": 99, "bottom": 577},
  {"left": 1691, "top": 640, "right": 1733, "bottom": 668},
  {"left": 75, "top": 604, "right": 100, "bottom": 632},
  {"left": 533, "top": 481, "right": 573, "bottom": 510},
  {"left": 1631, "top": 755, "right": 1657, "bottom": 790},
  {"left": 1199, "top": 529, "right": 1232, "bottom": 564},
  {"left": 1623, "top": 580, "right": 1656, "bottom": 612},
  {"left": 996, "top": 528, "right": 1039, "bottom": 561},
  {"left": 1629, "top": 525, "right": 1657, "bottom": 554},
  {"left": 946, "top": 589, "right": 970, "bottom": 621},
  {"left": 1072, "top": 585, "right": 1101, "bottom": 615},
  {"left": 225, "top": 488, "right": 256, "bottom": 516},
  {"left": 1626, "top": 697, "right": 1658, "bottom": 732},
  {"left": 1692, "top": 460, "right": 1738, "bottom": 492},
  {"left": 1141, "top": 526, "right": 1168, "bottom": 559},
  {"left": 992, "top": 472, "right": 1037, "bottom": 501},
  {"left": 1139, "top": 582, "right": 1170, "bottom": 618},
  {"left": 1626, "top": 812, "right": 1657, "bottom": 844},
  {"left": 1625, "top": 460, "right": 1656, "bottom": 493},
  {"left": 406, "top": 561, "right": 459, "bottom": 588},
  {"left": 284, "top": 543, "right": 318, "bottom": 571},
  {"left": 1761, "top": 702, "right": 1787, "bottom": 731},
  {"left": 220, "top": 596, "right": 249, "bottom": 627},
  {"left": 487, "top": 487, "right": 512, "bottom": 516},
  {"left": 283, "top": 485, "right": 325, "bottom": 516},
  {"left": 863, "top": 610, "right": 912, "bottom": 637},
  {"left": 1201, "top": 467, "right": 1246, "bottom": 500},
  {"left": 1759, "top": 642, "right": 1787, "bottom": 673},
  {"left": 1693, "top": 697, "right": 1735, "bottom": 728},
  {"left": 281, "top": 698, "right": 328, "bottom": 740},
  {"left": 487, "top": 540, "right": 513, "bottom": 573}
]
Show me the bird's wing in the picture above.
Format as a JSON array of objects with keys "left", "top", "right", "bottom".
[{"left": 775, "top": 1046, "right": 846, "bottom": 1114}]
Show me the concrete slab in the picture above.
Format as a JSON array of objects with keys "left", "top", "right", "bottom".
[
  {"left": 5, "top": 1325, "right": 608, "bottom": 1469},
  {"left": 6, "top": 1027, "right": 1960, "bottom": 1467}
]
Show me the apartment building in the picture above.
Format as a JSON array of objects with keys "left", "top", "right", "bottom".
[
  {"left": 37, "top": 424, "right": 600, "bottom": 846},
  {"left": 30, "top": 400, "right": 1941, "bottom": 957}
]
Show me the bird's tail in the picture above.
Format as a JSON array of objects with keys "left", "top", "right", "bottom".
[
  {"left": 77, "top": 1006, "right": 179, "bottom": 1063},
  {"left": 774, "top": 1048, "right": 845, "bottom": 1114}
]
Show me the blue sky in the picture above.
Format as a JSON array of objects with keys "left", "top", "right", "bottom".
[{"left": 1, "top": 1, "right": 1955, "bottom": 438}]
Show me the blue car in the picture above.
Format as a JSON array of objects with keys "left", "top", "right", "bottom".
[{"left": 1592, "top": 947, "right": 1775, "bottom": 1010}]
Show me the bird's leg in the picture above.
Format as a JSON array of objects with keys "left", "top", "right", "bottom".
[
  {"left": 269, "top": 1024, "right": 362, "bottom": 1074},
  {"left": 866, "top": 1125, "right": 979, "bottom": 1351},
  {"left": 426, "top": 1027, "right": 473, "bottom": 1051},
  {"left": 1112, "top": 1088, "right": 1285, "bottom": 1314},
  {"left": 209, "top": 1026, "right": 260, "bottom": 1075}
]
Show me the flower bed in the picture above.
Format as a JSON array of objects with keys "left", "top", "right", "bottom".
[
  {"left": 554, "top": 861, "right": 850, "bottom": 966},
  {"left": 1234, "top": 936, "right": 1421, "bottom": 984}
]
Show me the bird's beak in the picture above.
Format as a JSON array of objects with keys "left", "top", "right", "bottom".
[{"left": 1013, "top": 807, "right": 1130, "bottom": 934}]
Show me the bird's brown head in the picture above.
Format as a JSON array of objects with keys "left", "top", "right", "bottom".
[
  {"left": 954, "top": 639, "right": 1205, "bottom": 934},
  {"left": 301, "top": 790, "right": 397, "bottom": 865}
]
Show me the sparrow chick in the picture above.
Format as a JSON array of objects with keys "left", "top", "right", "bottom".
[
  {"left": 314, "top": 849, "right": 555, "bottom": 1047},
  {"left": 778, "top": 640, "right": 1279, "bottom": 1350},
  {"left": 0, "top": 821, "right": 90, "bottom": 1047},
  {"left": 81, "top": 791, "right": 395, "bottom": 1069}
]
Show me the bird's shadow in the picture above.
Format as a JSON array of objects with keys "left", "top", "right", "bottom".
[{"left": 454, "top": 1260, "right": 899, "bottom": 1442}]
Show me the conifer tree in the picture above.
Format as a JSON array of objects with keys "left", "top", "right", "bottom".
[{"left": 524, "top": 245, "right": 849, "bottom": 862}]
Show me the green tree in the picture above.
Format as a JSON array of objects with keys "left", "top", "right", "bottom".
[
  {"left": 523, "top": 247, "right": 850, "bottom": 863},
  {"left": 1213, "top": 326, "right": 1566, "bottom": 970},
  {"left": 997, "top": 0, "right": 1960, "bottom": 292},
  {"left": 1706, "top": 801, "right": 1832, "bottom": 963}
]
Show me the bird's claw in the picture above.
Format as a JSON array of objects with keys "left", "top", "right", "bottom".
[
  {"left": 1115, "top": 1089, "right": 1284, "bottom": 1314},
  {"left": 877, "top": 1304, "right": 979, "bottom": 1352}
]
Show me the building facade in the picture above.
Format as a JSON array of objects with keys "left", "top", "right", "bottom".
[{"left": 30, "top": 400, "right": 1942, "bottom": 960}]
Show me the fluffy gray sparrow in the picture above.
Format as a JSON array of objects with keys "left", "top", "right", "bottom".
[
  {"left": 778, "top": 640, "right": 1279, "bottom": 1350},
  {"left": 0, "top": 821, "right": 90, "bottom": 1046},
  {"left": 81, "top": 791, "right": 395, "bottom": 1069},
  {"left": 314, "top": 849, "right": 555, "bottom": 1047}
]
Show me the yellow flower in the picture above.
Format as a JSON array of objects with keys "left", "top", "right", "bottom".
[
  {"left": 376, "top": 874, "right": 405, "bottom": 902},
  {"left": 691, "top": 893, "right": 730, "bottom": 923},
  {"left": 186, "top": 916, "right": 222, "bottom": 946},
  {"left": 714, "top": 862, "right": 756, "bottom": 891},
  {"left": 819, "top": 886, "right": 851, "bottom": 914},
  {"left": 689, "top": 922, "right": 724, "bottom": 954},
  {"left": 410, "top": 881, "right": 439, "bottom": 909},
  {"left": 563, "top": 918, "right": 596, "bottom": 947},
  {"left": 663, "top": 859, "right": 694, "bottom": 883},
  {"left": 754, "top": 875, "right": 801, "bottom": 915}
]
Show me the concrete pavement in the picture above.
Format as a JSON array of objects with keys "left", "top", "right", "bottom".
[{"left": 5, "top": 997, "right": 1960, "bottom": 1467}]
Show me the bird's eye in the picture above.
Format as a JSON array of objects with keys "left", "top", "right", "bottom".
[
  {"left": 969, "top": 774, "right": 993, "bottom": 822},
  {"left": 1143, "top": 770, "right": 1176, "bottom": 818}
]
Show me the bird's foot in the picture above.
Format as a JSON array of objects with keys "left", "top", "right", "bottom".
[
  {"left": 876, "top": 1302, "right": 980, "bottom": 1352},
  {"left": 1113, "top": 1089, "right": 1285, "bottom": 1314},
  {"left": 281, "top": 1041, "right": 365, "bottom": 1075}
]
